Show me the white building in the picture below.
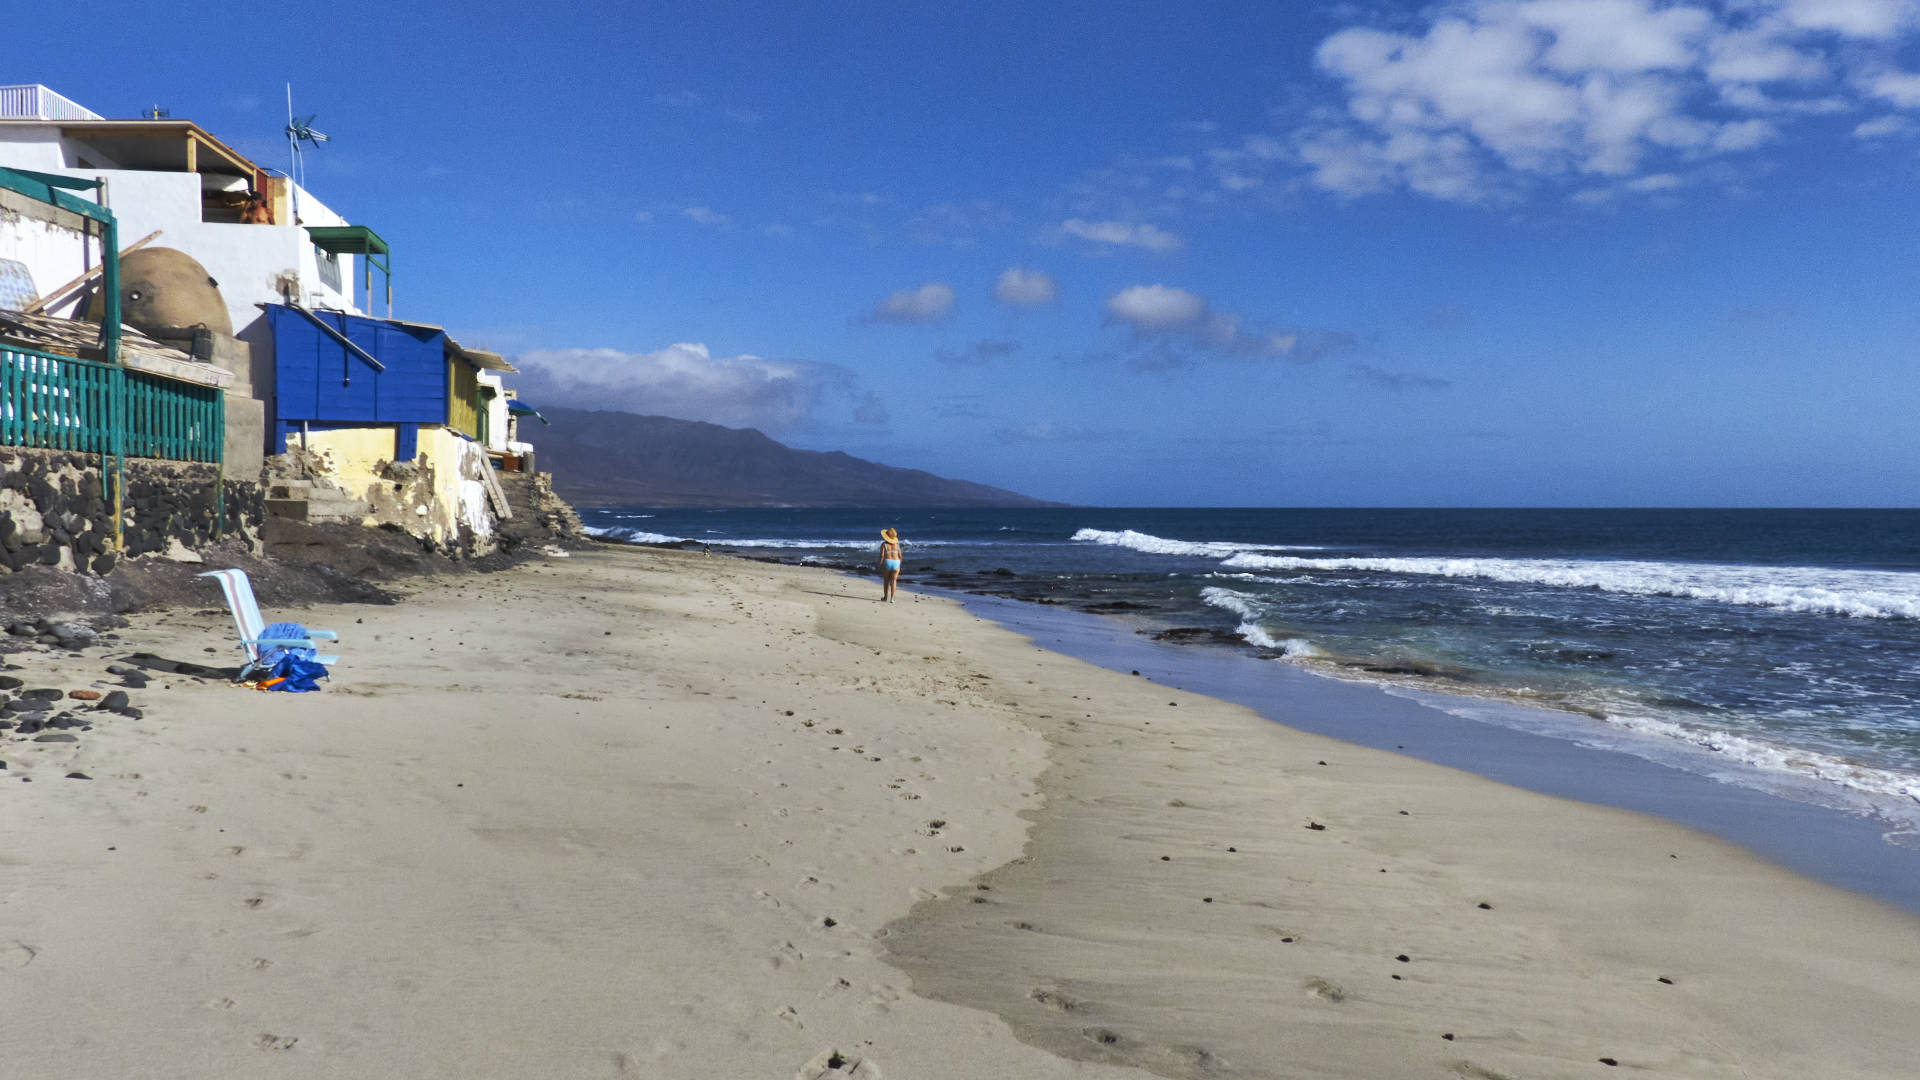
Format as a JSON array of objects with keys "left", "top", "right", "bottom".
[{"left": 0, "top": 84, "right": 383, "bottom": 401}]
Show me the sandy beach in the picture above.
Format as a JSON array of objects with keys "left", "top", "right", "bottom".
[{"left": 3, "top": 544, "right": 1917, "bottom": 1079}]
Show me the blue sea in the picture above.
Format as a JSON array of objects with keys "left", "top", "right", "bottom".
[{"left": 581, "top": 507, "right": 1920, "bottom": 848}]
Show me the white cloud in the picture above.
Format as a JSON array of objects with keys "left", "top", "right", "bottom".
[
  {"left": 1867, "top": 69, "right": 1920, "bottom": 106},
  {"left": 1778, "top": 0, "right": 1916, "bottom": 39},
  {"left": 994, "top": 267, "right": 1058, "bottom": 306},
  {"left": 1705, "top": 27, "right": 1827, "bottom": 84},
  {"left": 1854, "top": 114, "right": 1912, "bottom": 136},
  {"left": 1106, "top": 285, "right": 1209, "bottom": 331},
  {"left": 1506, "top": 0, "right": 1711, "bottom": 74},
  {"left": 1625, "top": 172, "right": 1683, "bottom": 191},
  {"left": 1060, "top": 218, "right": 1183, "bottom": 253},
  {"left": 511, "top": 343, "right": 854, "bottom": 431},
  {"left": 1713, "top": 117, "right": 1777, "bottom": 150},
  {"left": 1104, "top": 285, "right": 1318, "bottom": 361},
  {"left": 1295, "top": 0, "right": 1920, "bottom": 203},
  {"left": 683, "top": 206, "right": 731, "bottom": 227},
  {"left": 867, "top": 282, "right": 955, "bottom": 324},
  {"left": 634, "top": 210, "right": 655, "bottom": 225}
]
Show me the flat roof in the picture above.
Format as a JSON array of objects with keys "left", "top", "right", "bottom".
[
  {"left": 0, "top": 118, "right": 258, "bottom": 177},
  {"left": 306, "top": 224, "right": 389, "bottom": 257}
]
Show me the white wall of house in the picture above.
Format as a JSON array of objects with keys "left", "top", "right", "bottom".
[
  {"left": 477, "top": 371, "right": 509, "bottom": 452},
  {"left": 0, "top": 122, "right": 372, "bottom": 420},
  {"left": 0, "top": 190, "right": 91, "bottom": 307},
  {"left": 1, "top": 123, "right": 365, "bottom": 322}
]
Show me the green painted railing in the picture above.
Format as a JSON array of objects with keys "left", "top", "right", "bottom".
[{"left": 0, "top": 344, "right": 223, "bottom": 463}]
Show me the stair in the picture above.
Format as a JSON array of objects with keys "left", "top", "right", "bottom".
[
  {"left": 265, "top": 478, "right": 370, "bottom": 525},
  {"left": 493, "top": 470, "right": 587, "bottom": 549}
]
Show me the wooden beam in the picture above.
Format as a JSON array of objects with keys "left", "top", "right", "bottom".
[{"left": 21, "top": 229, "right": 163, "bottom": 314}]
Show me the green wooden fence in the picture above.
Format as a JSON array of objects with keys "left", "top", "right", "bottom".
[{"left": 0, "top": 344, "right": 223, "bottom": 463}]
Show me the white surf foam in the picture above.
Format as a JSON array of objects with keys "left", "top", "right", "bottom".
[
  {"left": 1199, "top": 586, "right": 1320, "bottom": 656},
  {"left": 713, "top": 538, "right": 949, "bottom": 550},
  {"left": 583, "top": 530, "right": 952, "bottom": 551},
  {"left": 1219, "top": 553, "right": 1920, "bottom": 621},
  {"left": 582, "top": 526, "right": 687, "bottom": 544},
  {"left": 1379, "top": 684, "right": 1920, "bottom": 839},
  {"left": 1073, "top": 528, "right": 1323, "bottom": 558}
]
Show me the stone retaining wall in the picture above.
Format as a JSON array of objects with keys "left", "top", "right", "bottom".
[{"left": 0, "top": 446, "right": 260, "bottom": 575}]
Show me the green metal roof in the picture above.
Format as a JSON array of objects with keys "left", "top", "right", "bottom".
[{"left": 304, "top": 224, "right": 389, "bottom": 256}]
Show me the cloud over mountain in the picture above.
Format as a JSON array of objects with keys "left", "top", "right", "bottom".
[{"left": 511, "top": 342, "right": 858, "bottom": 432}]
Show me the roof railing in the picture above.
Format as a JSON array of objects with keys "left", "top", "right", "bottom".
[{"left": 0, "top": 85, "right": 104, "bottom": 121}]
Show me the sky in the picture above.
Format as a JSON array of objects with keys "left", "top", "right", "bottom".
[{"left": 12, "top": 0, "right": 1920, "bottom": 506}]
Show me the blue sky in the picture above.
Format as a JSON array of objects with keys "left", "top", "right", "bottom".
[{"left": 15, "top": 0, "right": 1920, "bottom": 506}]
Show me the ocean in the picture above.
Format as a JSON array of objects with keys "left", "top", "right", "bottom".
[{"left": 580, "top": 507, "right": 1920, "bottom": 850}]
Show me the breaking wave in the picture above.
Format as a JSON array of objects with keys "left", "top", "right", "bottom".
[
  {"left": 1072, "top": 528, "right": 1323, "bottom": 557},
  {"left": 1199, "top": 586, "right": 1320, "bottom": 656},
  {"left": 582, "top": 526, "right": 686, "bottom": 544},
  {"left": 1219, "top": 554, "right": 1920, "bottom": 621},
  {"left": 583, "top": 529, "right": 948, "bottom": 551}
]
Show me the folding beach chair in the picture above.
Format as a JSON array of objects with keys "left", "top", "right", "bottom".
[{"left": 197, "top": 568, "right": 339, "bottom": 680}]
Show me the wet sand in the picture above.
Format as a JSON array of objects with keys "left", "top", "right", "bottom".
[{"left": 2, "top": 544, "right": 1915, "bottom": 1078}]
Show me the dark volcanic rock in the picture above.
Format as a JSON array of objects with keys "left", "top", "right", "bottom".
[{"left": 1149, "top": 627, "right": 1247, "bottom": 647}]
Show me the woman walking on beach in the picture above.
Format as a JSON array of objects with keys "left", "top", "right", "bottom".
[{"left": 878, "top": 528, "right": 902, "bottom": 603}]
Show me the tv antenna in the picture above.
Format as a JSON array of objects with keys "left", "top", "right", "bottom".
[{"left": 283, "top": 84, "right": 330, "bottom": 221}]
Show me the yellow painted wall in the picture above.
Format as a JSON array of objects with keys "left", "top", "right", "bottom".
[
  {"left": 302, "top": 428, "right": 395, "bottom": 528},
  {"left": 300, "top": 425, "right": 493, "bottom": 551},
  {"left": 446, "top": 359, "right": 480, "bottom": 439},
  {"left": 418, "top": 426, "right": 489, "bottom": 546}
]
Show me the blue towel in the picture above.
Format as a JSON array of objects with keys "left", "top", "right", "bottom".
[{"left": 257, "top": 622, "right": 328, "bottom": 692}]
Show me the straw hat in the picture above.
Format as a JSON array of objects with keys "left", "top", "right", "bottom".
[{"left": 881, "top": 528, "right": 899, "bottom": 543}]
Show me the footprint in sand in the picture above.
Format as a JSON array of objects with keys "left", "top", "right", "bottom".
[
  {"left": 2, "top": 941, "right": 38, "bottom": 969},
  {"left": 796, "top": 1047, "right": 881, "bottom": 1079},
  {"left": 1029, "top": 987, "right": 1081, "bottom": 1012},
  {"left": 1304, "top": 977, "right": 1348, "bottom": 1002},
  {"left": 252, "top": 1033, "right": 298, "bottom": 1051}
]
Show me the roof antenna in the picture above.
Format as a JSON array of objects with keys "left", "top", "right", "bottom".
[{"left": 283, "top": 84, "right": 329, "bottom": 224}]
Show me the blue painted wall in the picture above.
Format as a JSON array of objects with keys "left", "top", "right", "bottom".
[{"left": 267, "top": 305, "right": 449, "bottom": 425}]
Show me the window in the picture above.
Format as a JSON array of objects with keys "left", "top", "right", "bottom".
[{"left": 315, "top": 246, "right": 341, "bottom": 292}]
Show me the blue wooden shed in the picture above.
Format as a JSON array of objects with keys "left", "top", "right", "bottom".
[{"left": 264, "top": 303, "right": 508, "bottom": 457}]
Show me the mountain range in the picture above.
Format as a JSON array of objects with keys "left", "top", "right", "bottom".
[{"left": 529, "top": 408, "right": 1055, "bottom": 508}]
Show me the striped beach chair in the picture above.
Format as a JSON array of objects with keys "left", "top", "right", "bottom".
[{"left": 198, "top": 568, "right": 339, "bottom": 680}]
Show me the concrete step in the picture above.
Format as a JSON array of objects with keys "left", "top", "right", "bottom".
[{"left": 266, "top": 497, "right": 370, "bottom": 524}]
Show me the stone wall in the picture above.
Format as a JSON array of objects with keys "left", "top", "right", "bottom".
[{"left": 0, "top": 446, "right": 260, "bottom": 575}]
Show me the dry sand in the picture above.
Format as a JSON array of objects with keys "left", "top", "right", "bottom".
[{"left": 1, "top": 544, "right": 1915, "bottom": 1079}]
